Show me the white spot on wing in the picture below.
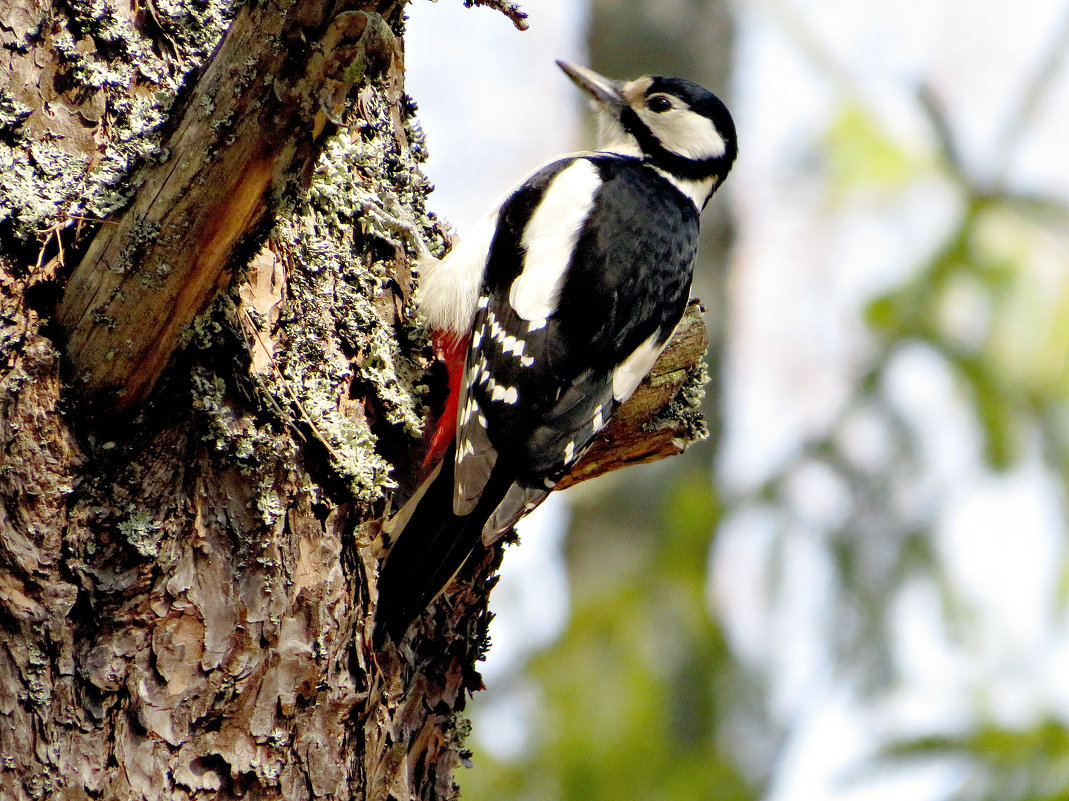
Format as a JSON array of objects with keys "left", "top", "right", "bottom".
[
  {"left": 509, "top": 160, "right": 602, "bottom": 321},
  {"left": 490, "top": 384, "right": 519, "bottom": 404},
  {"left": 592, "top": 404, "right": 604, "bottom": 431},
  {"left": 528, "top": 318, "right": 547, "bottom": 332},
  {"left": 564, "top": 441, "right": 575, "bottom": 463},
  {"left": 613, "top": 331, "right": 667, "bottom": 402}
]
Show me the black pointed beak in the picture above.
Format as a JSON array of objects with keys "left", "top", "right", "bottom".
[{"left": 556, "top": 61, "right": 625, "bottom": 113}]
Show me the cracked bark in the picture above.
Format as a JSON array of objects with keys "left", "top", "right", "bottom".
[{"left": 0, "top": 1, "right": 711, "bottom": 799}]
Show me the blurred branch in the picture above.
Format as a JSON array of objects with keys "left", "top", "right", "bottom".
[
  {"left": 916, "top": 83, "right": 968, "bottom": 181},
  {"left": 763, "top": 0, "right": 858, "bottom": 96},
  {"left": 1005, "top": 189, "right": 1069, "bottom": 227},
  {"left": 994, "top": 3, "right": 1069, "bottom": 184},
  {"left": 918, "top": 78, "right": 1069, "bottom": 228}
]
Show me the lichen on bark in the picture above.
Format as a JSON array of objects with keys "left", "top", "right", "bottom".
[
  {"left": 254, "top": 85, "right": 445, "bottom": 505},
  {"left": 0, "top": 0, "right": 714, "bottom": 797},
  {"left": 0, "top": 0, "right": 464, "bottom": 796},
  {"left": 0, "top": 0, "right": 237, "bottom": 240}
]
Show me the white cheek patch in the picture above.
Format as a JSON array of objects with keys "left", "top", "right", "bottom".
[
  {"left": 641, "top": 108, "right": 727, "bottom": 161},
  {"left": 509, "top": 160, "right": 602, "bottom": 321}
]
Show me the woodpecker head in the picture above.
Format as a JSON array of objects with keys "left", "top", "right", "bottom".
[{"left": 557, "top": 60, "right": 737, "bottom": 207}]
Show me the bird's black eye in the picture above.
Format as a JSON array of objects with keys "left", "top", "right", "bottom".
[{"left": 647, "top": 95, "right": 673, "bottom": 113}]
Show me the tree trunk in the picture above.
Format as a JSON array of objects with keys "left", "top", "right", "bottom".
[{"left": 0, "top": 1, "right": 710, "bottom": 799}]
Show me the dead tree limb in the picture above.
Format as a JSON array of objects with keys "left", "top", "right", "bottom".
[{"left": 57, "top": 4, "right": 400, "bottom": 410}]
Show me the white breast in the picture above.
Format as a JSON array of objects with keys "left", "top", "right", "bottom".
[{"left": 415, "top": 206, "right": 500, "bottom": 334}]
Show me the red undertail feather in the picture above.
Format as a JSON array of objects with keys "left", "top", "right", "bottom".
[{"left": 425, "top": 329, "right": 470, "bottom": 470}]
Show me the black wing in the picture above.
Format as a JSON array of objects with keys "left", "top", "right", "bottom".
[{"left": 455, "top": 156, "right": 701, "bottom": 533}]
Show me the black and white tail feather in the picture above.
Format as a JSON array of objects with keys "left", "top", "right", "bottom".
[{"left": 373, "top": 61, "right": 737, "bottom": 648}]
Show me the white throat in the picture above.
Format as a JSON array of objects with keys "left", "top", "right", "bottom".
[
  {"left": 594, "top": 107, "right": 642, "bottom": 157},
  {"left": 600, "top": 136, "right": 643, "bottom": 159}
]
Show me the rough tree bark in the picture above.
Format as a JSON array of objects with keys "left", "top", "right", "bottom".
[{"left": 0, "top": 0, "right": 710, "bottom": 798}]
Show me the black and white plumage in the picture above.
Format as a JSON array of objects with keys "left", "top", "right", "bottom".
[{"left": 373, "top": 61, "right": 737, "bottom": 647}]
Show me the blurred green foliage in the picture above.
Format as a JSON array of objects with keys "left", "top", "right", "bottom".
[
  {"left": 456, "top": 3, "right": 1069, "bottom": 801},
  {"left": 462, "top": 468, "right": 760, "bottom": 801},
  {"left": 881, "top": 719, "right": 1069, "bottom": 801},
  {"left": 825, "top": 104, "right": 921, "bottom": 195}
]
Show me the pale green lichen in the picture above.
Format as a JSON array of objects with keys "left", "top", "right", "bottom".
[
  {"left": 0, "top": 141, "right": 91, "bottom": 233},
  {"left": 166, "top": 37, "right": 442, "bottom": 513},
  {"left": 188, "top": 360, "right": 302, "bottom": 526},
  {"left": 0, "top": 0, "right": 236, "bottom": 243},
  {"left": 254, "top": 489, "right": 286, "bottom": 528},
  {"left": 0, "top": 88, "right": 32, "bottom": 131},
  {"left": 118, "top": 508, "right": 164, "bottom": 557},
  {"left": 242, "top": 87, "right": 444, "bottom": 506},
  {"left": 23, "top": 642, "right": 52, "bottom": 706},
  {"left": 648, "top": 361, "right": 710, "bottom": 444}
]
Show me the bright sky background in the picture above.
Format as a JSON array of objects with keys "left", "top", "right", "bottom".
[{"left": 406, "top": 1, "right": 1069, "bottom": 797}]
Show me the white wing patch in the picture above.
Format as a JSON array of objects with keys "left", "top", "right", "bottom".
[
  {"left": 508, "top": 160, "right": 602, "bottom": 321},
  {"left": 612, "top": 331, "right": 667, "bottom": 402},
  {"left": 592, "top": 404, "right": 604, "bottom": 431},
  {"left": 490, "top": 384, "right": 519, "bottom": 404}
]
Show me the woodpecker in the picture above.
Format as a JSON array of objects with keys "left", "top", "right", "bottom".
[{"left": 373, "top": 61, "right": 737, "bottom": 647}]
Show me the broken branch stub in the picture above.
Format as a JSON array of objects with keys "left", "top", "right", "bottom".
[
  {"left": 556, "top": 299, "right": 710, "bottom": 491},
  {"left": 58, "top": 5, "right": 399, "bottom": 411}
]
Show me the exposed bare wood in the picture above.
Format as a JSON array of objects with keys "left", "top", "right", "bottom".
[{"left": 57, "top": 3, "right": 400, "bottom": 410}]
